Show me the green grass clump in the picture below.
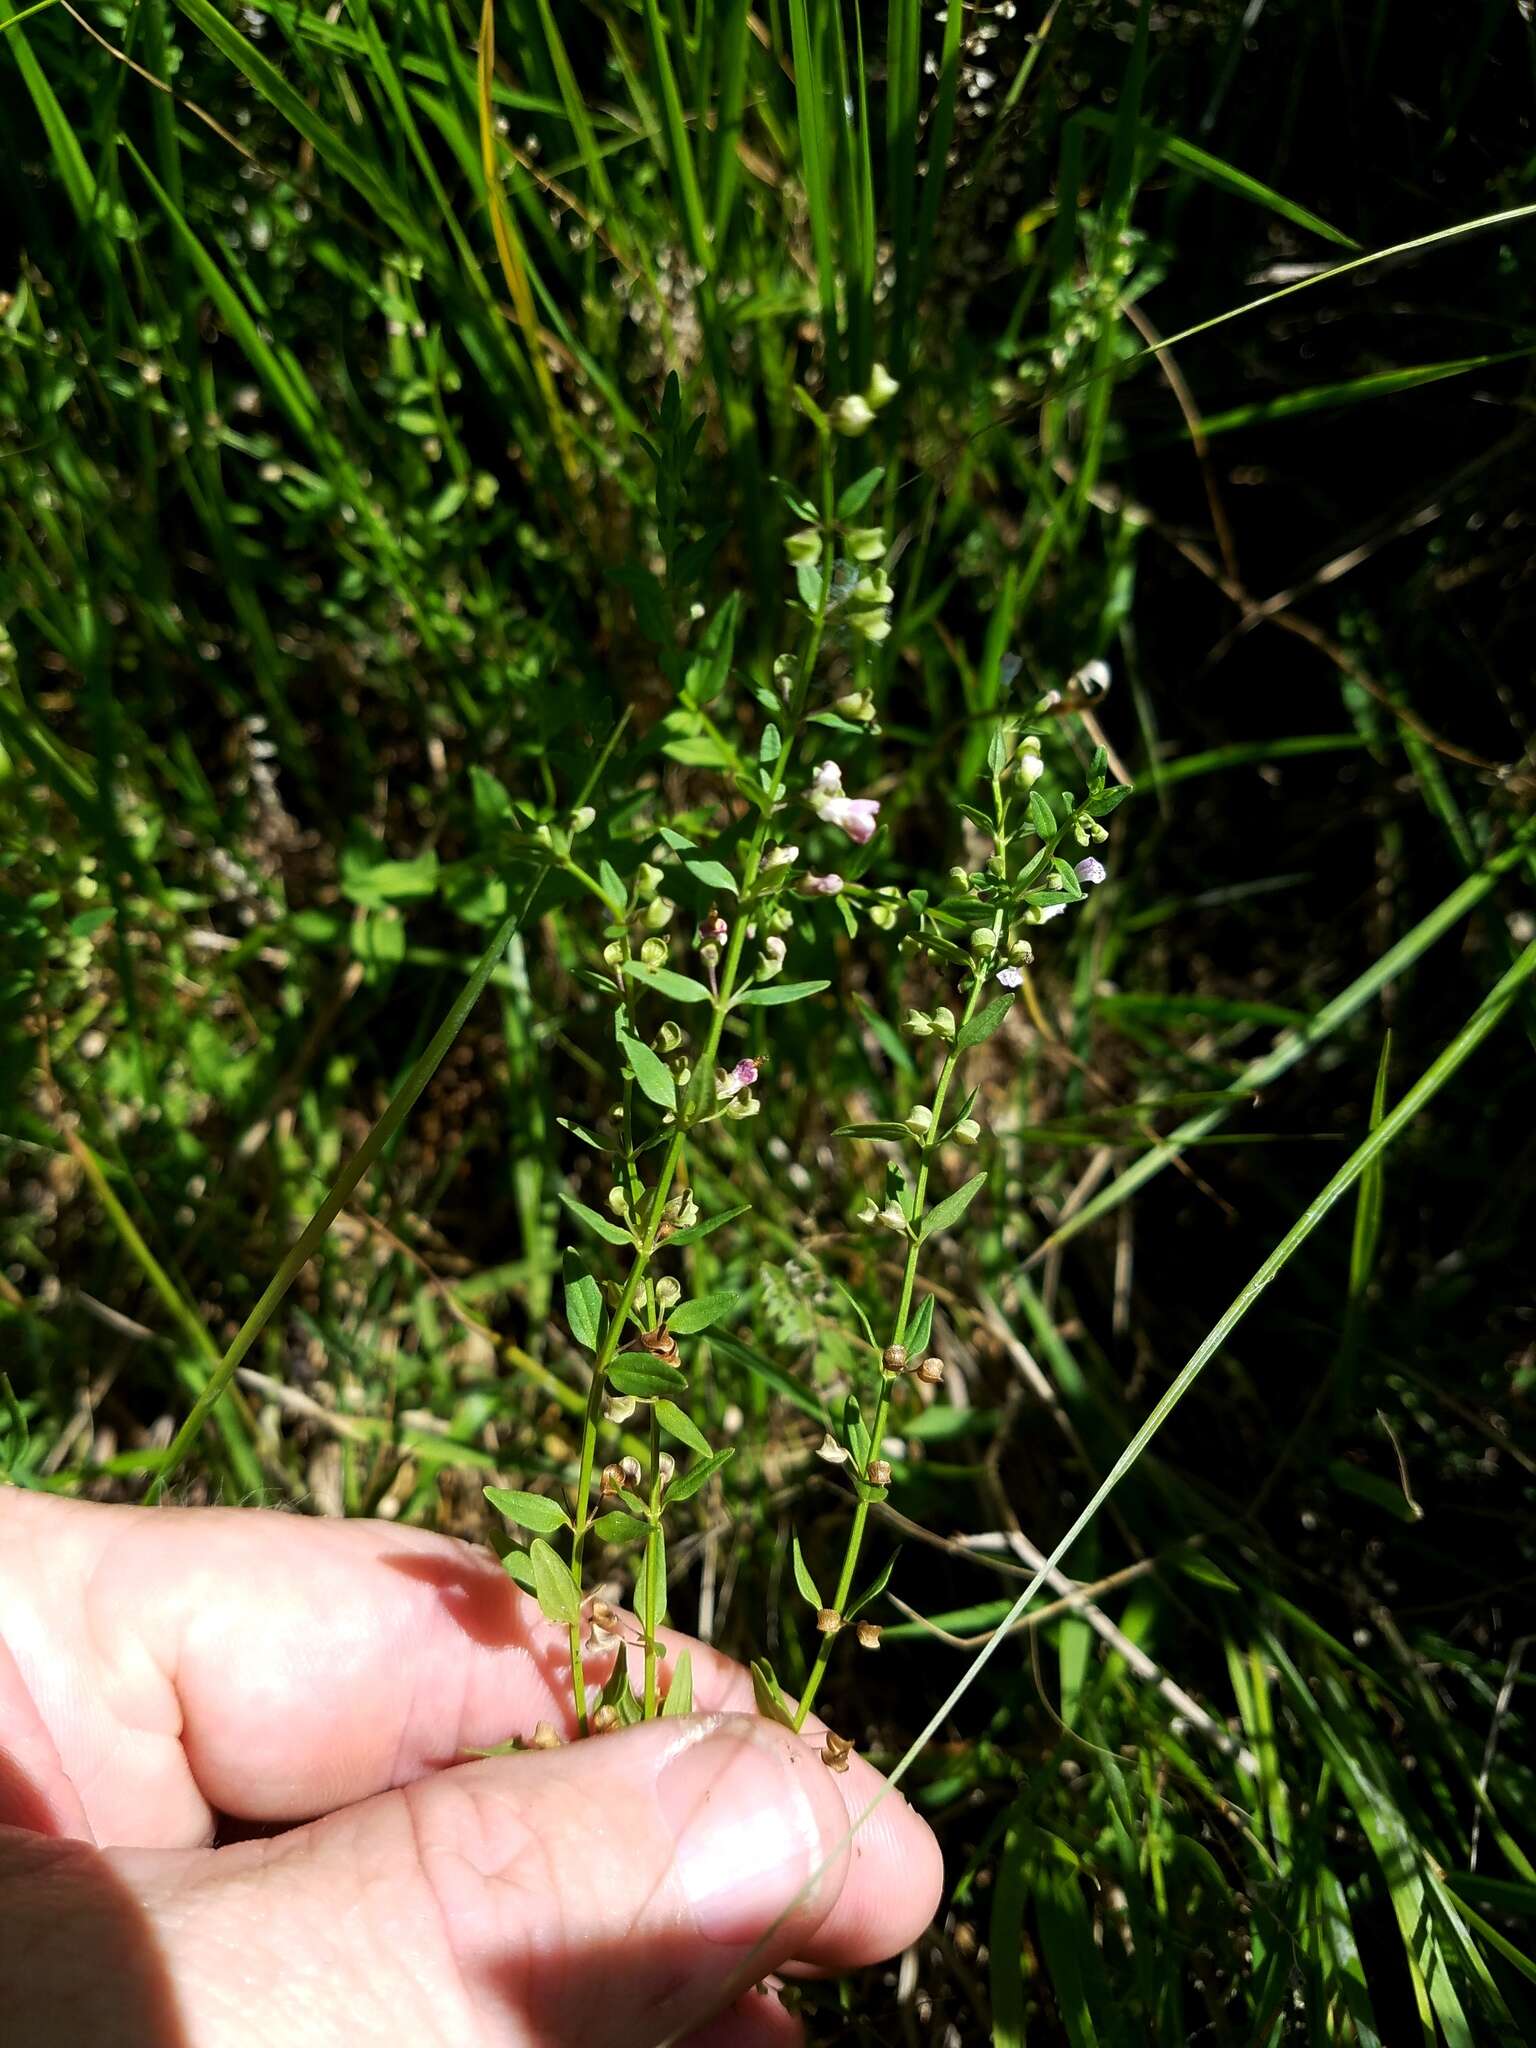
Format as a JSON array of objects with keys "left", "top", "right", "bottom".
[{"left": 4, "top": 0, "right": 1536, "bottom": 2039}]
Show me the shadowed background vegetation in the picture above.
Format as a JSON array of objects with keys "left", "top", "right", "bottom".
[{"left": 4, "top": 0, "right": 1536, "bottom": 2040}]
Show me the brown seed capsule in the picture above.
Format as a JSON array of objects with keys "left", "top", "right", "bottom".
[
  {"left": 589, "top": 1599, "right": 621, "bottom": 1633},
  {"left": 866, "top": 1458, "right": 893, "bottom": 1487},
  {"left": 591, "top": 1705, "right": 620, "bottom": 1735},
  {"left": 882, "top": 1344, "right": 909, "bottom": 1375},
  {"left": 618, "top": 1455, "right": 643, "bottom": 1491},
  {"left": 815, "top": 1607, "right": 843, "bottom": 1634},
  {"left": 600, "top": 1462, "right": 624, "bottom": 1495},
  {"left": 820, "top": 1731, "right": 853, "bottom": 1773},
  {"left": 855, "top": 1621, "right": 883, "bottom": 1650},
  {"left": 916, "top": 1355, "right": 945, "bottom": 1386},
  {"left": 530, "top": 1720, "right": 562, "bottom": 1750},
  {"left": 638, "top": 1326, "right": 679, "bottom": 1363}
]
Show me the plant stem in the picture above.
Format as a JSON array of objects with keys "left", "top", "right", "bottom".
[
  {"left": 792, "top": 968, "right": 988, "bottom": 1731},
  {"left": 644, "top": 1402, "right": 663, "bottom": 1716},
  {"left": 561, "top": 460, "right": 836, "bottom": 1727}
]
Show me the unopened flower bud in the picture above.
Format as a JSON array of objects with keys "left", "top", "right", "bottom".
[
  {"left": 849, "top": 610, "right": 891, "bottom": 644},
  {"left": 852, "top": 570, "right": 893, "bottom": 609},
  {"left": 882, "top": 1344, "right": 909, "bottom": 1375},
  {"left": 866, "top": 362, "right": 899, "bottom": 409},
  {"left": 607, "top": 1186, "right": 631, "bottom": 1216},
  {"left": 865, "top": 1458, "right": 892, "bottom": 1488},
  {"left": 904, "top": 1105, "right": 934, "bottom": 1138},
  {"left": 905, "top": 1009, "right": 933, "bottom": 1038},
  {"left": 948, "top": 866, "right": 971, "bottom": 893},
  {"left": 916, "top": 1355, "right": 945, "bottom": 1386},
  {"left": 640, "top": 936, "right": 669, "bottom": 968},
  {"left": 644, "top": 895, "right": 674, "bottom": 931},
  {"left": 953, "top": 1118, "right": 981, "bottom": 1145},
  {"left": 763, "top": 843, "right": 799, "bottom": 870},
  {"left": 602, "top": 940, "right": 625, "bottom": 969},
  {"left": 831, "top": 393, "right": 874, "bottom": 436},
  {"left": 533, "top": 822, "right": 554, "bottom": 848},
  {"left": 970, "top": 926, "right": 999, "bottom": 957},
  {"left": 804, "top": 872, "right": 844, "bottom": 895},
  {"left": 1009, "top": 939, "right": 1035, "bottom": 966},
  {"left": 932, "top": 1007, "right": 956, "bottom": 1042},
  {"left": 847, "top": 526, "right": 885, "bottom": 562},
  {"left": 635, "top": 861, "right": 663, "bottom": 899},
  {"left": 816, "top": 1608, "right": 842, "bottom": 1634},
  {"left": 836, "top": 689, "right": 876, "bottom": 722},
  {"left": 654, "top": 1275, "right": 681, "bottom": 1312},
  {"left": 1017, "top": 751, "right": 1044, "bottom": 790},
  {"left": 759, "top": 935, "right": 786, "bottom": 977},
  {"left": 784, "top": 526, "right": 821, "bottom": 565},
  {"left": 816, "top": 1431, "right": 850, "bottom": 1464},
  {"left": 602, "top": 1392, "right": 637, "bottom": 1424},
  {"left": 855, "top": 1621, "right": 883, "bottom": 1650},
  {"left": 591, "top": 1705, "right": 620, "bottom": 1734},
  {"left": 568, "top": 804, "right": 596, "bottom": 834}
]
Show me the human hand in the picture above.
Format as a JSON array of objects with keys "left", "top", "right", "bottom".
[{"left": 0, "top": 1491, "right": 940, "bottom": 2048}]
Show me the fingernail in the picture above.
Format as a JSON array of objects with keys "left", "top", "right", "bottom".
[{"left": 658, "top": 1717, "right": 826, "bottom": 1946}]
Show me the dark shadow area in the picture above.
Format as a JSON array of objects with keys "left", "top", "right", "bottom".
[{"left": 0, "top": 1825, "right": 189, "bottom": 2048}]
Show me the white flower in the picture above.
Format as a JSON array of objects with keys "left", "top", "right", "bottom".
[{"left": 831, "top": 393, "right": 875, "bottom": 436}]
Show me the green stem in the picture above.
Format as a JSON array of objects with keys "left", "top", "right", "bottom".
[
  {"left": 792, "top": 968, "right": 988, "bottom": 1730},
  {"left": 561, "top": 463, "right": 837, "bottom": 1727},
  {"left": 644, "top": 1402, "right": 663, "bottom": 1717}
]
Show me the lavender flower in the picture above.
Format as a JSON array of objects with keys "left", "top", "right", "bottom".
[
  {"left": 716, "top": 1058, "right": 759, "bottom": 1103},
  {"left": 1075, "top": 857, "right": 1108, "bottom": 887},
  {"left": 804, "top": 871, "right": 844, "bottom": 895},
  {"left": 996, "top": 965, "right": 1024, "bottom": 990}
]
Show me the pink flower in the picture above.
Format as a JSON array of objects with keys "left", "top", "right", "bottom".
[
  {"left": 822, "top": 795, "right": 880, "bottom": 844},
  {"left": 716, "top": 1058, "right": 759, "bottom": 1103},
  {"left": 807, "top": 760, "right": 881, "bottom": 845},
  {"left": 804, "top": 872, "right": 844, "bottom": 895},
  {"left": 1075, "top": 858, "right": 1107, "bottom": 887}
]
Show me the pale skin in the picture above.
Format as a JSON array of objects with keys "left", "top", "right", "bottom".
[{"left": 0, "top": 1491, "right": 943, "bottom": 2048}]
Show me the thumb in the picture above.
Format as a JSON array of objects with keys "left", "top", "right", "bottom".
[{"left": 88, "top": 1713, "right": 880, "bottom": 2048}]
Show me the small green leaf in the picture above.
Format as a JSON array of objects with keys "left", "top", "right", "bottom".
[
  {"left": 834, "top": 1120, "right": 910, "bottom": 1141},
  {"left": 1027, "top": 789, "right": 1057, "bottom": 838},
  {"left": 655, "top": 1399, "right": 712, "bottom": 1456},
  {"left": 1085, "top": 784, "right": 1132, "bottom": 818},
  {"left": 736, "top": 978, "right": 832, "bottom": 1007},
  {"left": 759, "top": 722, "right": 782, "bottom": 769},
  {"left": 751, "top": 1657, "right": 797, "bottom": 1729},
  {"left": 484, "top": 1486, "right": 572, "bottom": 1536},
  {"left": 609, "top": 1358, "right": 690, "bottom": 1399},
  {"left": 559, "top": 1190, "right": 634, "bottom": 1245},
  {"left": 529, "top": 1538, "right": 581, "bottom": 1626},
  {"left": 597, "top": 859, "right": 625, "bottom": 907},
  {"left": 593, "top": 1510, "right": 651, "bottom": 1544},
  {"left": 667, "top": 1290, "right": 741, "bottom": 1336},
  {"left": 844, "top": 1393, "right": 871, "bottom": 1469},
  {"left": 68, "top": 907, "right": 116, "bottom": 938},
  {"left": 956, "top": 994, "right": 1015, "bottom": 1054},
  {"left": 837, "top": 465, "right": 884, "bottom": 518},
  {"left": 563, "top": 1254, "right": 603, "bottom": 1352},
  {"left": 618, "top": 1030, "right": 677, "bottom": 1111},
  {"left": 661, "top": 1648, "right": 694, "bottom": 1717},
  {"left": 501, "top": 1550, "right": 538, "bottom": 1596},
  {"left": 834, "top": 1281, "right": 876, "bottom": 1346},
  {"left": 681, "top": 857, "right": 738, "bottom": 895},
  {"left": 664, "top": 1446, "right": 734, "bottom": 1503},
  {"left": 666, "top": 1203, "right": 750, "bottom": 1246},
  {"left": 904, "top": 1293, "right": 936, "bottom": 1357},
  {"left": 657, "top": 826, "right": 698, "bottom": 852},
  {"left": 846, "top": 1549, "right": 900, "bottom": 1620},
  {"left": 623, "top": 961, "right": 714, "bottom": 1004},
  {"left": 921, "top": 1171, "right": 988, "bottom": 1241},
  {"left": 791, "top": 1534, "right": 823, "bottom": 1610}
]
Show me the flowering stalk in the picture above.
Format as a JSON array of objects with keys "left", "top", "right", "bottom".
[
  {"left": 560, "top": 428, "right": 842, "bottom": 1729},
  {"left": 791, "top": 967, "right": 988, "bottom": 1730}
]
